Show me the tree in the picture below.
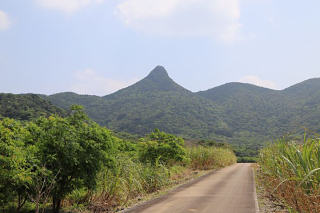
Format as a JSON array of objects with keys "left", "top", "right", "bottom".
[
  {"left": 139, "top": 129, "right": 187, "bottom": 165},
  {"left": 29, "top": 105, "right": 116, "bottom": 213},
  {"left": 0, "top": 118, "right": 33, "bottom": 211}
]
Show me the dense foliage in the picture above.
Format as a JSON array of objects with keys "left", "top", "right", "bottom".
[
  {"left": 0, "top": 119, "right": 32, "bottom": 210},
  {"left": 0, "top": 107, "right": 236, "bottom": 212},
  {"left": 139, "top": 129, "right": 187, "bottom": 165},
  {"left": 258, "top": 136, "right": 320, "bottom": 212},
  {"left": 0, "top": 106, "right": 115, "bottom": 213},
  {"left": 0, "top": 93, "right": 66, "bottom": 120}
]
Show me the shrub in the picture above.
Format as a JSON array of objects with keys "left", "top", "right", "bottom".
[{"left": 138, "top": 129, "right": 187, "bottom": 165}]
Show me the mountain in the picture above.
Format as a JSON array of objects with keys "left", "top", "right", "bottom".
[
  {"left": 42, "top": 66, "right": 320, "bottom": 146},
  {"left": 197, "top": 79, "right": 320, "bottom": 140},
  {"left": 47, "top": 66, "right": 227, "bottom": 139},
  {"left": 282, "top": 78, "right": 320, "bottom": 132},
  {"left": 283, "top": 78, "right": 320, "bottom": 99},
  {"left": 0, "top": 93, "right": 66, "bottom": 120},
  {"left": 197, "top": 83, "right": 289, "bottom": 141}
]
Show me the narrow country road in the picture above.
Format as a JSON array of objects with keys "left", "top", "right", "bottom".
[{"left": 125, "top": 163, "right": 258, "bottom": 213}]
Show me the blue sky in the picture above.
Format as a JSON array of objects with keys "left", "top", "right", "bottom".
[{"left": 0, "top": 0, "right": 319, "bottom": 96}]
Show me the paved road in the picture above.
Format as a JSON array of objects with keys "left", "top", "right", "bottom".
[{"left": 126, "top": 163, "right": 258, "bottom": 213}]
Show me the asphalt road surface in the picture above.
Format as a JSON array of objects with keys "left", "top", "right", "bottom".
[{"left": 125, "top": 163, "right": 258, "bottom": 213}]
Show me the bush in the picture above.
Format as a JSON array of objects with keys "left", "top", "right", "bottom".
[{"left": 138, "top": 129, "right": 187, "bottom": 165}]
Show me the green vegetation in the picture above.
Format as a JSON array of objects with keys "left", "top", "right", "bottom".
[
  {"left": 42, "top": 67, "right": 320, "bottom": 160},
  {"left": 258, "top": 136, "right": 320, "bottom": 212},
  {"left": 1, "top": 106, "right": 114, "bottom": 213},
  {"left": 3, "top": 67, "right": 320, "bottom": 161},
  {"left": 46, "top": 66, "right": 225, "bottom": 141},
  {"left": 0, "top": 106, "right": 236, "bottom": 213},
  {"left": 0, "top": 93, "right": 66, "bottom": 120},
  {"left": 3, "top": 66, "right": 319, "bottom": 211},
  {"left": 139, "top": 129, "right": 188, "bottom": 165}
]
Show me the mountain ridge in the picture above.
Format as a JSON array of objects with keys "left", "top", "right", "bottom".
[
  {"left": 43, "top": 66, "right": 320, "bottom": 145},
  {"left": 0, "top": 93, "right": 66, "bottom": 120},
  {"left": 1, "top": 66, "right": 319, "bottom": 147}
]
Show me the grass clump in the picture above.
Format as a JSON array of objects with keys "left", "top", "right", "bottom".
[
  {"left": 188, "top": 146, "right": 237, "bottom": 170},
  {"left": 258, "top": 136, "right": 320, "bottom": 213}
]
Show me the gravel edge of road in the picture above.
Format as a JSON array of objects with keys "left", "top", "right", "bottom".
[
  {"left": 252, "top": 167, "right": 260, "bottom": 213},
  {"left": 254, "top": 166, "right": 289, "bottom": 213}
]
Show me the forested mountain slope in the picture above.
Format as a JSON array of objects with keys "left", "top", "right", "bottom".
[
  {"left": 282, "top": 78, "right": 320, "bottom": 133},
  {"left": 197, "top": 78, "right": 320, "bottom": 140},
  {"left": 0, "top": 93, "right": 66, "bottom": 120},
  {"left": 47, "top": 66, "right": 226, "bottom": 139},
  {"left": 197, "top": 83, "right": 292, "bottom": 143},
  {"left": 35, "top": 66, "right": 320, "bottom": 145}
]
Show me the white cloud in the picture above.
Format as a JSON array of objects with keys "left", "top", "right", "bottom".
[
  {"left": 239, "top": 75, "right": 277, "bottom": 89},
  {"left": 0, "top": 10, "right": 11, "bottom": 31},
  {"left": 35, "top": 0, "right": 105, "bottom": 13},
  {"left": 71, "top": 69, "right": 137, "bottom": 96},
  {"left": 116, "top": 0, "right": 242, "bottom": 42}
]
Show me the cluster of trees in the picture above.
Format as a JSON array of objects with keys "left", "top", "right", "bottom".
[
  {"left": 1, "top": 106, "right": 113, "bottom": 212},
  {"left": 2, "top": 106, "right": 226, "bottom": 212}
]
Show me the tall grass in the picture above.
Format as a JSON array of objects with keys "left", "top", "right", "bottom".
[
  {"left": 32, "top": 146, "right": 237, "bottom": 212},
  {"left": 88, "top": 155, "right": 170, "bottom": 212},
  {"left": 187, "top": 146, "right": 237, "bottom": 170},
  {"left": 258, "top": 137, "right": 320, "bottom": 212},
  {"left": 83, "top": 146, "right": 236, "bottom": 212}
]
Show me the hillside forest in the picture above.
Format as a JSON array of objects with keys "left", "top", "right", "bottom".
[{"left": 1, "top": 66, "right": 320, "bottom": 161}]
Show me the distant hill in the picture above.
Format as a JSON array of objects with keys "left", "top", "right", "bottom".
[
  {"left": 0, "top": 93, "right": 66, "bottom": 120},
  {"left": 282, "top": 78, "right": 320, "bottom": 133},
  {"left": 197, "top": 83, "right": 290, "bottom": 141},
  {"left": 197, "top": 78, "right": 320, "bottom": 141},
  {"left": 47, "top": 66, "right": 226, "bottom": 139},
  {"left": 38, "top": 66, "right": 320, "bottom": 146}
]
